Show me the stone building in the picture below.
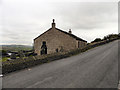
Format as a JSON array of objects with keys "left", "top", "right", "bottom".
[{"left": 34, "top": 19, "right": 87, "bottom": 55}]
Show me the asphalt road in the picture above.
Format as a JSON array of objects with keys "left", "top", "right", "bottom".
[{"left": 3, "top": 40, "right": 119, "bottom": 88}]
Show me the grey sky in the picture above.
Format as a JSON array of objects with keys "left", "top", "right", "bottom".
[{"left": 1, "top": 0, "right": 118, "bottom": 45}]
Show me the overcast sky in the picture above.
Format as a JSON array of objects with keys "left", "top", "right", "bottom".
[{"left": 0, "top": 0, "right": 118, "bottom": 45}]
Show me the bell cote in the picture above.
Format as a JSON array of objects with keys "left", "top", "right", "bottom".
[
  {"left": 52, "top": 19, "right": 56, "bottom": 28},
  {"left": 69, "top": 29, "right": 72, "bottom": 34}
]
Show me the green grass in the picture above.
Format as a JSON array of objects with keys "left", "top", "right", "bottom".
[
  {"left": 2, "top": 45, "right": 32, "bottom": 51},
  {"left": 0, "top": 56, "right": 21, "bottom": 62},
  {"left": 0, "top": 57, "right": 9, "bottom": 62}
]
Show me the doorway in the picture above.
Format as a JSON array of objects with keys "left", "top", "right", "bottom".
[{"left": 41, "top": 41, "right": 47, "bottom": 55}]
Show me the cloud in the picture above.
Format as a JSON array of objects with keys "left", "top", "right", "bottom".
[
  {"left": 52, "top": 2, "right": 118, "bottom": 30},
  {"left": 1, "top": 1, "right": 118, "bottom": 45}
]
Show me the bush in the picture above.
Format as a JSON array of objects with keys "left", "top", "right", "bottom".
[
  {"left": 10, "top": 53, "right": 16, "bottom": 59},
  {"left": 91, "top": 38, "right": 101, "bottom": 43},
  {"left": 2, "top": 50, "right": 8, "bottom": 56}
]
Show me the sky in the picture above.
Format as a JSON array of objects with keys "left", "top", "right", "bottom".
[{"left": 0, "top": 0, "right": 119, "bottom": 45}]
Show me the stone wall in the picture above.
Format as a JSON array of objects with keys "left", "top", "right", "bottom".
[
  {"left": 34, "top": 27, "right": 87, "bottom": 55},
  {"left": 77, "top": 40, "right": 87, "bottom": 48}
]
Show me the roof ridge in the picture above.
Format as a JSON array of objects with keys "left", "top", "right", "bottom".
[
  {"left": 56, "top": 28, "right": 87, "bottom": 42},
  {"left": 34, "top": 27, "right": 87, "bottom": 42}
]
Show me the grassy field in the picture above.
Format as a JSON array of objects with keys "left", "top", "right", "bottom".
[
  {"left": 0, "top": 45, "right": 33, "bottom": 62},
  {"left": 1, "top": 45, "right": 32, "bottom": 51},
  {"left": 0, "top": 57, "right": 8, "bottom": 62}
]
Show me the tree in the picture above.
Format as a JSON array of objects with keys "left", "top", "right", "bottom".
[
  {"left": 10, "top": 53, "right": 16, "bottom": 59},
  {"left": 18, "top": 50, "right": 25, "bottom": 58},
  {"left": 2, "top": 50, "right": 8, "bottom": 56},
  {"left": 91, "top": 38, "right": 101, "bottom": 43}
]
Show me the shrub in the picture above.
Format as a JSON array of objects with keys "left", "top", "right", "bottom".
[
  {"left": 91, "top": 38, "right": 101, "bottom": 43},
  {"left": 10, "top": 53, "right": 16, "bottom": 59}
]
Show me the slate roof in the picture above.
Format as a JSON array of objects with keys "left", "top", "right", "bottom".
[
  {"left": 56, "top": 28, "right": 87, "bottom": 42},
  {"left": 34, "top": 28, "right": 87, "bottom": 42}
]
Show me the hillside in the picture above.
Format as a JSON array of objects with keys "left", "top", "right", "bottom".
[{"left": 1, "top": 45, "right": 33, "bottom": 51}]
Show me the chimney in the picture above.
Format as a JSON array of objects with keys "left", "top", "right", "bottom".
[
  {"left": 52, "top": 19, "right": 56, "bottom": 28},
  {"left": 69, "top": 29, "right": 72, "bottom": 34}
]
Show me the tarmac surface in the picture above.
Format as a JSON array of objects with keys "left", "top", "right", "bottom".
[{"left": 2, "top": 40, "right": 119, "bottom": 88}]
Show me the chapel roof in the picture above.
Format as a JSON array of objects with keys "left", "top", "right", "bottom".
[
  {"left": 34, "top": 19, "right": 87, "bottom": 42},
  {"left": 56, "top": 28, "right": 87, "bottom": 42}
]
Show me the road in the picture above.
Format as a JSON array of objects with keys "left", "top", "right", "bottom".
[{"left": 3, "top": 40, "right": 119, "bottom": 88}]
